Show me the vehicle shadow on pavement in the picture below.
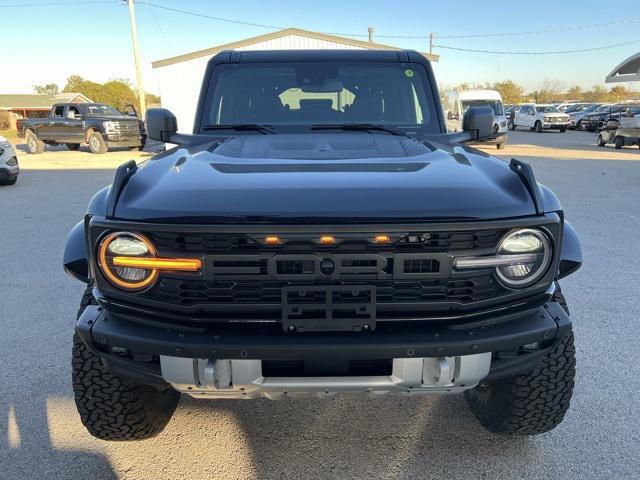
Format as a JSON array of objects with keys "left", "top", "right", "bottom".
[
  {"left": 183, "top": 393, "right": 539, "bottom": 479},
  {"left": 0, "top": 394, "right": 117, "bottom": 480}
]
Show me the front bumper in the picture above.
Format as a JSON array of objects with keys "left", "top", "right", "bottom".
[
  {"left": 76, "top": 300, "right": 571, "bottom": 397},
  {"left": 541, "top": 121, "right": 570, "bottom": 129},
  {"left": 103, "top": 133, "right": 146, "bottom": 148}
]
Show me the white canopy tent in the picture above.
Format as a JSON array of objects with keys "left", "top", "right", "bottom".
[{"left": 605, "top": 52, "right": 640, "bottom": 83}]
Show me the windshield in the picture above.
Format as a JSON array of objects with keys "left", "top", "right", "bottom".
[
  {"left": 83, "top": 104, "right": 122, "bottom": 117},
  {"left": 202, "top": 62, "right": 437, "bottom": 133},
  {"left": 461, "top": 99, "right": 504, "bottom": 116},
  {"left": 535, "top": 105, "right": 560, "bottom": 113},
  {"left": 595, "top": 105, "right": 613, "bottom": 113},
  {"left": 582, "top": 104, "right": 600, "bottom": 113}
]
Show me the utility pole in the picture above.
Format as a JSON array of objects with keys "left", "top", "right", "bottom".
[
  {"left": 429, "top": 33, "right": 435, "bottom": 55},
  {"left": 368, "top": 27, "right": 374, "bottom": 43},
  {"left": 127, "top": 0, "right": 146, "bottom": 116}
]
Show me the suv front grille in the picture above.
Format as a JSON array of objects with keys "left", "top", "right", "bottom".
[
  {"left": 152, "top": 275, "right": 504, "bottom": 306},
  {"left": 150, "top": 229, "right": 504, "bottom": 254}
]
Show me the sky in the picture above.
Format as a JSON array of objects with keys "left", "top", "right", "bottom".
[{"left": 2, "top": 0, "right": 640, "bottom": 95}]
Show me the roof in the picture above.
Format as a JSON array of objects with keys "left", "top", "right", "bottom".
[
  {"left": 152, "top": 27, "right": 439, "bottom": 68},
  {"left": 0, "top": 92, "right": 92, "bottom": 109},
  {"left": 606, "top": 52, "right": 640, "bottom": 83}
]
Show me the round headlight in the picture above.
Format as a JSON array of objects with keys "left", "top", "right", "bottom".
[
  {"left": 98, "top": 232, "right": 158, "bottom": 291},
  {"left": 495, "top": 228, "right": 551, "bottom": 288}
]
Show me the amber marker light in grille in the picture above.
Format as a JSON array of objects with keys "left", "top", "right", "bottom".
[
  {"left": 374, "top": 235, "right": 391, "bottom": 244},
  {"left": 319, "top": 235, "right": 336, "bottom": 244},
  {"left": 264, "top": 235, "right": 281, "bottom": 245}
]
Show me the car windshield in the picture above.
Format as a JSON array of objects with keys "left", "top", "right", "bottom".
[
  {"left": 83, "top": 104, "right": 122, "bottom": 117},
  {"left": 595, "top": 105, "right": 613, "bottom": 113},
  {"left": 461, "top": 99, "right": 504, "bottom": 116},
  {"left": 535, "top": 105, "right": 560, "bottom": 113},
  {"left": 202, "top": 62, "right": 437, "bottom": 133},
  {"left": 563, "top": 104, "right": 583, "bottom": 113}
]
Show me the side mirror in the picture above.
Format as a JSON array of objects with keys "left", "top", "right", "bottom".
[
  {"left": 447, "top": 111, "right": 458, "bottom": 121},
  {"left": 146, "top": 108, "right": 177, "bottom": 142},
  {"left": 462, "top": 106, "right": 493, "bottom": 140}
]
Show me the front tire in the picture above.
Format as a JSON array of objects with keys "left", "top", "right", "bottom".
[
  {"left": 26, "top": 130, "right": 44, "bottom": 154},
  {"left": 508, "top": 121, "right": 515, "bottom": 131},
  {"left": 465, "top": 328, "right": 575, "bottom": 435},
  {"left": 559, "top": 127, "right": 567, "bottom": 133},
  {"left": 88, "top": 131, "right": 108, "bottom": 154},
  {"left": 614, "top": 136, "right": 624, "bottom": 150},
  {"left": 535, "top": 121, "right": 543, "bottom": 133},
  {"left": 72, "top": 288, "right": 179, "bottom": 440},
  {"left": 597, "top": 134, "right": 606, "bottom": 147}
]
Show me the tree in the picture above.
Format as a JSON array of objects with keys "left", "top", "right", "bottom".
[
  {"left": 608, "top": 85, "right": 629, "bottom": 102},
  {"left": 33, "top": 83, "right": 59, "bottom": 95},
  {"left": 566, "top": 85, "right": 582, "bottom": 101},
  {"left": 493, "top": 80, "right": 524, "bottom": 104},
  {"left": 584, "top": 85, "right": 608, "bottom": 102},
  {"left": 537, "top": 78, "right": 565, "bottom": 103},
  {"left": 62, "top": 75, "right": 157, "bottom": 111}
]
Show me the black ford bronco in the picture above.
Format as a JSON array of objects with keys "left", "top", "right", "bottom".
[{"left": 64, "top": 50, "right": 582, "bottom": 440}]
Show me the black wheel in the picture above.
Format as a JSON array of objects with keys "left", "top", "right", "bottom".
[
  {"left": 88, "top": 131, "right": 108, "bottom": 154},
  {"left": 508, "top": 121, "right": 515, "bottom": 131},
  {"left": 535, "top": 121, "right": 543, "bottom": 133},
  {"left": 496, "top": 143, "right": 504, "bottom": 150},
  {"left": 26, "top": 130, "right": 44, "bottom": 154},
  {"left": 465, "top": 328, "right": 575, "bottom": 435},
  {"left": 72, "top": 287, "right": 180, "bottom": 440},
  {"left": 597, "top": 134, "right": 606, "bottom": 147},
  {"left": 559, "top": 127, "right": 567, "bottom": 133},
  {"left": 66, "top": 143, "right": 80, "bottom": 151},
  {"left": 578, "top": 121, "right": 586, "bottom": 131},
  {"left": 614, "top": 136, "right": 624, "bottom": 150}
]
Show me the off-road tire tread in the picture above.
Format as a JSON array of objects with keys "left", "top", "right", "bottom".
[
  {"left": 464, "top": 330, "right": 575, "bottom": 435},
  {"left": 72, "top": 287, "right": 179, "bottom": 440}
]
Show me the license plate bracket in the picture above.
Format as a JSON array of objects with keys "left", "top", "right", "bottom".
[{"left": 282, "top": 285, "right": 376, "bottom": 332}]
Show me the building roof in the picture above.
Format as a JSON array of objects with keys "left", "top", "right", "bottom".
[
  {"left": 152, "top": 27, "right": 439, "bottom": 68},
  {"left": 0, "top": 92, "right": 92, "bottom": 109},
  {"left": 606, "top": 52, "right": 640, "bottom": 83}
]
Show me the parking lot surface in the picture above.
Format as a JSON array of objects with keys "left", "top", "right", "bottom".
[{"left": 1, "top": 130, "right": 639, "bottom": 479}]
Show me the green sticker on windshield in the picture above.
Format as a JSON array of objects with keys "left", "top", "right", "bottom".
[{"left": 405, "top": 69, "right": 414, "bottom": 78}]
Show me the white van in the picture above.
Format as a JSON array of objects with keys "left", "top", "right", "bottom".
[{"left": 443, "top": 90, "right": 508, "bottom": 149}]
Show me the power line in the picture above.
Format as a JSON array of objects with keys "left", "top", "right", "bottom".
[
  {"left": 433, "top": 39, "right": 640, "bottom": 55},
  {"left": 144, "top": 2, "right": 640, "bottom": 43},
  {"left": 436, "top": 17, "right": 640, "bottom": 38},
  {"left": 146, "top": 2, "right": 282, "bottom": 30},
  {"left": 142, "top": 0, "right": 172, "bottom": 48},
  {"left": 1, "top": 1, "right": 112, "bottom": 6}
]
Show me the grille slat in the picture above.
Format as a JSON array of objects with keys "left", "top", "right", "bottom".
[{"left": 152, "top": 276, "right": 503, "bottom": 306}]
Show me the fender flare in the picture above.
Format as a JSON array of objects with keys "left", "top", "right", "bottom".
[
  {"left": 63, "top": 220, "right": 89, "bottom": 283},
  {"left": 558, "top": 221, "right": 582, "bottom": 279}
]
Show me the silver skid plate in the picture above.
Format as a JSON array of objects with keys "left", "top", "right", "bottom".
[{"left": 160, "top": 353, "right": 491, "bottom": 399}]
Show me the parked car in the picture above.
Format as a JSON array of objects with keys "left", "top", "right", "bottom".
[
  {"left": 443, "top": 89, "right": 508, "bottom": 149},
  {"left": 65, "top": 49, "right": 581, "bottom": 441},
  {"left": 510, "top": 103, "right": 571, "bottom": 132},
  {"left": 580, "top": 104, "right": 627, "bottom": 132},
  {"left": 0, "top": 135, "right": 19, "bottom": 185},
  {"left": 18, "top": 103, "right": 146, "bottom": 154},
  {"left": 568, "top": 103, "right": 602, "bottom": 130}
]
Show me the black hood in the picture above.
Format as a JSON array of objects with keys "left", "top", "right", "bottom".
[{"left": 113, "top": 133, "right": 536, "bottom": 223}]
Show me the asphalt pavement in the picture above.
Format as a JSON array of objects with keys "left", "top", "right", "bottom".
[{"left": 0, "top": 130, "right": 639, "bottom": 479}]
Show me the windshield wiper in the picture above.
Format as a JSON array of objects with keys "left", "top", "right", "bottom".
[
  {"left": 311, "top": 123, "right": 415, "bottom": 138},
  {"left": 201, "top": 124, "right": 276, "bottom": 134}
]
